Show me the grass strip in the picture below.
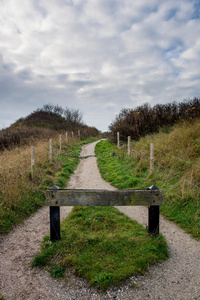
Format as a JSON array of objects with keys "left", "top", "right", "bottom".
[{"left": 32, "top": 206, "right": 168, "bottom": 291}]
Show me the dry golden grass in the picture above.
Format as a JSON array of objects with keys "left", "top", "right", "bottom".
[{"left": 0, "top": 133, "right": 79, "bottom": 233}]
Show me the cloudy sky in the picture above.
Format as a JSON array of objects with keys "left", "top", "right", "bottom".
[{"left": 0, "top": 0, "right": 199, "bottom": 132}]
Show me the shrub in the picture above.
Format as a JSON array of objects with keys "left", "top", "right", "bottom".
[{"left": 109, "top": 98, "right": 200, "bottom": 142}]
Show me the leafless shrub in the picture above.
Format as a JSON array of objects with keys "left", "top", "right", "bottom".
[{"left": 109, "top": 98, "right": 200, "bottom": 142}]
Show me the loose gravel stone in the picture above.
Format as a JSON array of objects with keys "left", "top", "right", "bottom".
[{"left": 0, "top": 141, "right": 199, "bottom": 299}]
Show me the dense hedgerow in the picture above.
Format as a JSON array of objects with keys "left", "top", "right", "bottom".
[
  {"left": 0, "top": 127, "right": 58, "bottom": 151},
  {"left": 109, "top": 97, "right": 200, "bottom": 142}
]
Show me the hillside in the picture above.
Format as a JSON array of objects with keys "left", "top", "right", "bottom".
[
  {"left": 0, "top": 105, "right": 100, "bottom": 150},
  {"left": 12, "top": 110, "right": 67, "bottom": 131},
  {"left": 96, "top": 119, "right": 200, "bottom": 239}
]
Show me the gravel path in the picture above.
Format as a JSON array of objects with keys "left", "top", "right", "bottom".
[{"left": 0, "top": 141, "right": 199, "bottom": 299}]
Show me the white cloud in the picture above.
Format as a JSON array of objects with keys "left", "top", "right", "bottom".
[{"left": 0, "top": 0, "right": 199, "bottom": 132}]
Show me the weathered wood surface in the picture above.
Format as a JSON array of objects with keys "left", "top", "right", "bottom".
[{"left": 46, "top": 188, "right": 163, "bottom": 207}]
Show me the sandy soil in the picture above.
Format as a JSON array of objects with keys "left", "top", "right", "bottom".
[{"left": 0, "top": 141, "right": 199, "bottom": 299}]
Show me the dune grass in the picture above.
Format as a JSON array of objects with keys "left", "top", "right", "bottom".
[{"left": 95, "top": 120, "right": 200, "bottom": 239}]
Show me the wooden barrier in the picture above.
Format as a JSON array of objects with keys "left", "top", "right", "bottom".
[{"left": 46, "top": 185, "right": 163, "bottom": 241}]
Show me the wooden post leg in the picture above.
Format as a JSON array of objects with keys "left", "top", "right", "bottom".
[
  {"left": 148, "top": 205, "right": 159, "bottom": 236},
  {"left": 148, "top": 185, "right": 160, "bottom": 236},
  {"left": 50, "top": 206, "right": 60, "bottom": 241},
  {"left": 49, "top": 185, "right": 60, "bottom": 241}
]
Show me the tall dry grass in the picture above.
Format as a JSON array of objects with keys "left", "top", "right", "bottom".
[
  {"left": 0, "top": 134, "right": 79, "bottom": 234},
  {"left": 130, "top": 120, "right": 200, "bottom": 191}
]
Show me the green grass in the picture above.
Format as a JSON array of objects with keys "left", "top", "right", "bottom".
[
  {"left": 95, "top": 141, "right": 147, "bottom": 190},
  {"left": 95, "top": 121, "right": 200, "bottom": 240},
  {"left": 54, "top": 144, "right": 82, "bottom": 188},
  {"left": 0, "top": 192, "right": 45, "bottom": 234},
  {"left": 32, "top": 206, "right": 168, "bottom": 290}
]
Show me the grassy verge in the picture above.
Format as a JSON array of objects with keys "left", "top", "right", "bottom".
[
  {"left": 54, "top": 144, "right": 82, "bottom": 188},
  {"left": 0, "top": 137, "right": 100, "bottom": 234},
  {"left": 95, "top": 120, "right": 200, "bottom": 239},
  {"left": 32, "top": 206, "right": 168, "bottom": 290}
]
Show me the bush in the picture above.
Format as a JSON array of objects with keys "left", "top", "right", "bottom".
[{"left": 109, "top": 98, "right": 200, "bottom": 142}]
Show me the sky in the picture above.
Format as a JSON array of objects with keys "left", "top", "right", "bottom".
[{"left": 0, "top": 0, "right": 199, "bottom": 132}]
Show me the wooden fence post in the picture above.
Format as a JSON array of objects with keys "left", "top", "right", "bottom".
[
  {"left": 66, "top": 132, "right": 68, "bottom": 142},
  {"left": 49, "top": 185, "right": 61, "bottom": 241},
  {"left": 150, "top": 143, "right": 154, "bottom": 174},
  {"left": 148, "top": 185, "right": 159, "bottom": 236},
  {"left": 72, "top": 131, "right": 74, "bottom": 138},
  {"left": 117, "top": 132, "right": 120, "bottom": 148},
  {"left": 59, "top": 135, "right": 62, "bottom": 153},
  {"left": 31, "top": 146, "right": 35, "bottom": 180},
  {"left": 49, "top": 139, "right": 52, "bottom": 163},
  {"left": 78, "top": 130, "right": 80, "bottom": 139},
  {"left": 128, "top": 136, "right": 131, "bottom": 157}
]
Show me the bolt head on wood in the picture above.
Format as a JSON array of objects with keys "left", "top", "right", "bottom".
[
  {"left": 50, "top": 185, "right": 60, "bottom": 190},
  {"left": 148, "top": 185, "right": 159, "bottom": 190}
]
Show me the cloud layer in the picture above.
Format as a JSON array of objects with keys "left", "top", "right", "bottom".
[{"left": 0, "top": 0, "right": 199, "bottom": 131}]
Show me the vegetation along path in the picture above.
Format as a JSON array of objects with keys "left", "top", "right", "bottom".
[{"left": 0, "top": 141, "right": 199, "bottom": 299}]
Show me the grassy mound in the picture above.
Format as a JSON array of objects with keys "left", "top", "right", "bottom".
[{"left": 32, "top": 206, "right": 168, "bottom": 290}]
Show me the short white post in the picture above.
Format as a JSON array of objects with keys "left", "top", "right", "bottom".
[
  {"left": 117, "top": 132, "right": 120, "bottom": 148},
  {"left": 31, "top": 146, "right": 35, "bottom": 180},
  {"left": 128, "top": 136, "right": 131, "bottom": 157},
  {"left": 72, "top": 131, "right": 74, "bottom": 138},
  {"left": 59, "top": 135, "right": 62, "bottom": 153},
  {"left": 66, "top": 132, "right": 68, "bottom": 142},
  {"left": 150, "top": 143, "right": 154, "bottom": 174},
  {"left": 78, "top": 130, "right": 80, "bottom": 139},
  {"left": 49, "top": 139, "right": 52, "bottom": 163}
]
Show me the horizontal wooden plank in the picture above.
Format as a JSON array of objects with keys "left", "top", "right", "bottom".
[{"left": 46, "top": 189, "right": 163, "bottom": 206}]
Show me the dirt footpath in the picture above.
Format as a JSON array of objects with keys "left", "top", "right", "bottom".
[{"left": 0, "top": 141, "right": 199, "bottom": 299}]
